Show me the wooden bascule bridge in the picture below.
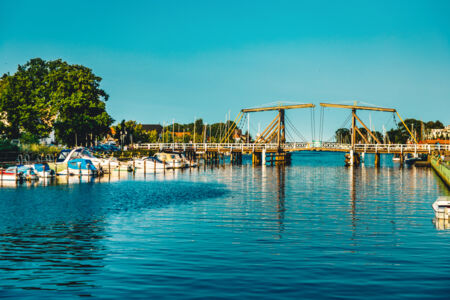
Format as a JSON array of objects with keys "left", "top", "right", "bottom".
[{"left": 137, "top": 102, "right": 449, "bottom": 166}]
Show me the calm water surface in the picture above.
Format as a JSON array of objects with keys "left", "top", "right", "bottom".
[{"left": 1, "top": 152, "right": 449, "bottom": 299}]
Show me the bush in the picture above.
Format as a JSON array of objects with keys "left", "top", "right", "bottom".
[
  {"left": 0, "top": 139, "right": 19, "bottom": 152},
  {"left": 19, "top": 143, "right": 62, "bottom": 156}
]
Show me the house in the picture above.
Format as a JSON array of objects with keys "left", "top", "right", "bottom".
[
  {"left": 426, "top": 125, "right": 450, "bottom": 140},
  {"left": 142, "top": 124, "right": 163, "bottom": 135},
  {"left": 172, "top": 132, "right": 191, "bottom": 138}
]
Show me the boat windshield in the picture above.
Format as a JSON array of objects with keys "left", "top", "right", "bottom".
[
  {"left": 71, "top": 149, "right": 83, "bottom": 159},
  {"left": 146, "top": 157, "right": 163, "bottom": 163},
  {"left": 56, "top": 150, "right": 71, "bottom": 162},
  {"left": 81, "top": 149, "right": 95, "bottom": 158}
]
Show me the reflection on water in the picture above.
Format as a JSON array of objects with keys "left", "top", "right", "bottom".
[
  {"left": 433, "top": 218, "right": 450, "bottom": 230},
  {"left": 0, "top": 152, "right": 449, "bottom": 298}
]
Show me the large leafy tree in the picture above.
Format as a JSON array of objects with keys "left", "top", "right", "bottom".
[
  {"left": 49, "top": 60, "right": 113, "bottom": 146},
  {"left": 0, "top": 58, "right": 113, "bottom": 146},
  {"left": 0, "top": 58, "right": 54, "bottom": 139}
]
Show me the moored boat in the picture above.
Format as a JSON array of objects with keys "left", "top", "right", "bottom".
[
  {"left": 56, "top": 158, "right": 98, "bottom": 176},
  {"left": 0, "top": 167, "right": 24, "bottom": 181},
  {"left": 12, "top": 165, "right": 39, "bottom": 181},
  {"left": 51, "top": 147, "right": 120, "bottom": 173},
  {"left": 128, "top": 156, "right": 166, "bottom": 172},
  {"left": 392, "top": 154, "right": 401, "bottom": 162},
  {"left": 432, "top": 196, "right": 450, "bottom": 219},
  {"left": 154, "top": 152, "right": 187, "bottom": 168},
  {"left": 25, "top": 163, "right": 56, "bottom": 177}
]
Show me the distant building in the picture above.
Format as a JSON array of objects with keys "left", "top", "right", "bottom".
[
  {"left": 172, "top": 132, "right": 190, "bottom": 138},
  {"left": 426, "top": 125, "right": 450, "bottom": 140},
  {"left": 142, "top": 124, "right": 163, "bottom": 135}
]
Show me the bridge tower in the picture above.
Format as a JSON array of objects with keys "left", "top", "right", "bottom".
[
  {"left": 320, "top": 102, "right": 417, "bottom": 166},
  {"left": 241, "top": 103, "right": 315, "bottom": 165}
]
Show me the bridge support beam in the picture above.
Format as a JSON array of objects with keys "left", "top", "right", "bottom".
[
  {"left": 262, "top": 149, "right": 266, "bottom": 166},
  {"left": 345, "top": 150, "right": 360, "bottom": 167},
  {"left": 374, "top": 153, "right": 380, "bottom": 167},
  {"left": 252, "top": 152, "right": 262, "bottom": 166}
]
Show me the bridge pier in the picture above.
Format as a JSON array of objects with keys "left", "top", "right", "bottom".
[
  {"left": 345, "top": 150, "right": 360, "bottom": 167},
  {"left": 230, "top": 151, "right": 243, "bottom": 165},
  {"left": 374, "top": 153, "right": 381, "bottom": 167},
  {"left": 252, "top": 152, "right": 262, "bottom": 166},
  {"left": 266, "top": 151, "right": 291, "bottom": 166}
]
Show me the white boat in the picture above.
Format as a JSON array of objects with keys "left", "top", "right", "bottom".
[
  {"left": 0, "top": 167, "right": 24, "bottom": 181},
  {"left": 154, "top": 152, "right": 188, "bottom": 168},
  {"left": 25, "top": 163, "right": 56, "bottom": 177},
  {"left": 56, "top": 158, "right": 98, "bottom": 176},
  {"left": 10, "top": 166, "right": 39, "bottom": 181},
  {"left": 52, "top": 148, "right": 120, "bottom": 173},
  {"left": 432, "top": 196, "right": 450, "bottom": 219},
  {"left": 128, "top": 156, "right": 166, "bottom": 172}
]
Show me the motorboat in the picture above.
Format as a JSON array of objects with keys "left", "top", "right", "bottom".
[
  {"left": 154, "top": 152, "right": 188, "bottom": 168},
  {"left": 404, "top": 154, "right": 427, "bottom": 166},
  {"left": 432, "top": 196, "right": 450, "bottom": 219},
  {"left": 128, "top": 156, "right": 166, "bottom": 172},
  {"left": 56, "top": 158, "right": 98, "bottom": 176},
  {"left": 0, "top": 167, "right": 24, "bottom": 181},
  {"left": 51, "top": 148, "right": 120, "bottom": 173},
  {"left": 392, "top": 154, "right": 401, "bottom": 162},
  {"left": 25, "top": 163, "right": 56, "bottom": 177},
  {"left": 12, "top": 165, "right": 39, "bottom": 181}
]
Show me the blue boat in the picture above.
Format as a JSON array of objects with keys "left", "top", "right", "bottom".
[
  {"left": 14, "top": 165, "right": 39, "bottom": 181},
  {"left": 57, "top": 158, "right": 98, "bottom": 176},
  {"left": 25, "top": 163, "right": 56, "bottom": 177}
]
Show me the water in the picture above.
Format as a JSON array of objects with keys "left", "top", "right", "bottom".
[{"left": 1, "top": 152, "right": 449, "bottom": 299}]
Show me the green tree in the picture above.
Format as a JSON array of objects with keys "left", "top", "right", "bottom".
[
  {"left": 112, "top": 120, "right": 156, "bottom": 145},
  {"left": 335, "top": 128, "right": 350, "bottom": 143},
  {"left": 49, "top": 60, "right": 113, "bottom": 146},
  {"left": 0, "top": 58, "right": 54, "bottom": 140},
  {"left": 0, "top": 58, "right": 113, "bottom": 146}
]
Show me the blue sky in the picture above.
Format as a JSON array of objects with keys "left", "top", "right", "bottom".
[{"left": 1, "top": 0, "right": 449, "bottom": 140}]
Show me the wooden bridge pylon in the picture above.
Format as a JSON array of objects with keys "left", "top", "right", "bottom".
[
  {"left": 241, "top": 103, "right": 315, "bottom": 151},
  {"left": 320, "top": 102, "right": 418, "bottom": 166}
]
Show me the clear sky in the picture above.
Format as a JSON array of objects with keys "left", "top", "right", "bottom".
[{"left": 1, "top": 0, "right": 449, "bottom": 140}]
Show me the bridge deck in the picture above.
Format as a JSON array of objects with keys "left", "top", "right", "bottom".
[{"left": 136, "top": 143, "right": 449, "bottom": 154}]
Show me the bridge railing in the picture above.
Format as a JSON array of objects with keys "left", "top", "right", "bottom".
[
  {"left": 135, "top": 142, "right": 449, "bottom": 153},
  {"left": 353, "top": 144, "right": 450, "bottom": 153},
  {"left": 136, "top": 143, "right": 283, "bottom": 151}
]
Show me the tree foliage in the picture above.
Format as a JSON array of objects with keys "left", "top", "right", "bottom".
[
  {"left": 0, "top": 58, "right": 113, "bottom": 146},
  {"left": 112, "top": 120, "right": 159, "bottom": 144}
]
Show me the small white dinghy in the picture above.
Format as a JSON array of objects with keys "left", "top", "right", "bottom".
[{"left": 432, "top": 196, "right": 450, "bottom": 219}]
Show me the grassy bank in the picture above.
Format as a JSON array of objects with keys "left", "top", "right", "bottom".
[{"left": 431, "top": 158, "right": 450, "bottom": 188}]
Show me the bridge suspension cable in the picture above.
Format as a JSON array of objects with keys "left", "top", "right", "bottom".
[
  {"left": 319, "top": 106, "right": 324, "bottom": 143},
  {"left": 285, "top": 115, "right": 308, "bottom": 142},
  {"left": 310, "top": 107, "right": 316, "bottom": 141}
]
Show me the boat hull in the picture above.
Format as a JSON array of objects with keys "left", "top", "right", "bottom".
[{"left": 432, "top": 197, "right": 450, "bottom": 219}]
